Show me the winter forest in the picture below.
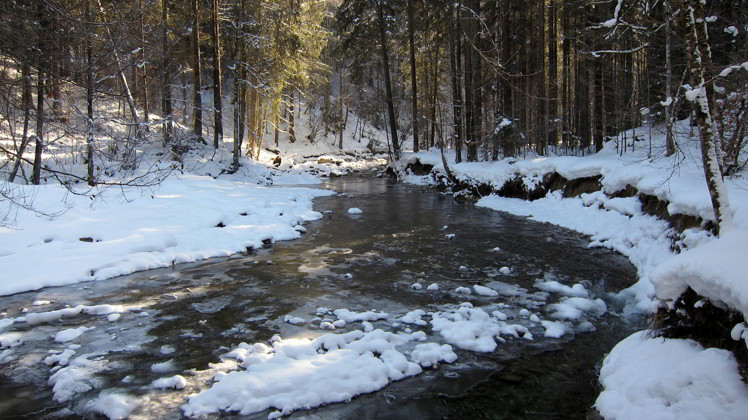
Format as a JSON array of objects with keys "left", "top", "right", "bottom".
[{"left": 1, "top": 0, "right": 747, "bottom": 418}]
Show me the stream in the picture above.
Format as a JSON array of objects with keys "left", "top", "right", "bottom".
[{"left": 0, "top": 176, "right": 643, "bottom": 419}]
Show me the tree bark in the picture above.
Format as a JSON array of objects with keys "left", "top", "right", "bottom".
[
  {"left": 33, "top": 68, "right": 45, "bottom": 185},
  {"left": 192, "top": 0, "right": 203, "bottom": 141},
  {"left": 86, "top": 0, "right": 95, "bottom": 185},
  {"left": 9, "top": 62, "right": 32, "bottom": 183},
  {"left": 140, "top": 0, "right": 149, "bottom": 132},
  {"left": 212, "top": 0, "right": 223, "bottom": 149},
  {"left": 665, "top": 2, "right": 675, "bottom": 156},
  {"left": 377, "top": 1, "right": 399, "bottom": 159},
  {"left": 449, "top": 4, "right": 463, "bottom": 163},
  {"left": 289, "top": 89, "right": 296, "bottom": 143},
  {"left": 407, "top": 0, "right": 419, "bottom": 152},
  {"left": 161, "top": 0, "right": 173, "bottom": 146},
  {"left": 679, "top": 0, "right": 733, "bottom": 234}
]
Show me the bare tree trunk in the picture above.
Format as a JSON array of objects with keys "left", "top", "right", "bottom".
[
  {"left": 211, "top": 0, "right": 223, "bottom": 149},
  {"left": 9, "top": 63, "right": 32, "bottom": 183},
  {"left": 140, "top": 0, "right": 149, "bottom": 131},
  {"left": 33, "top": 69, "right": 44, "bottom": 185},
  {"left": 680, "top": 0, "right": 733, "bottom": 234},
  {"left": 161, "top": 0, "right": 173, "bottom": 146},
  {"left": 462, "top": 0, "right": 475, "bottom": 161},
  {"left": 407, "top": 0, "right": 419, "bottom": 152},
  {"left": 665, "top": 2, "right": 676, "bottom": 156},
  {"left": 289, "top": 88, "right": 296, "bottom": 143},
  {"left": 247, "top": 76, "right": 257, "bottom": 157},
  {"left": 86, "top": 0, "right": 95, "bottom": 185},
  {"left": 192, "top": 0, "right": 203, "bottom": 141},
  {"left": 449, "top": 3, "right": 463, "bottom": 163},
  {"left": 377, "top": 1, "right": 399, "bottom": 159}
]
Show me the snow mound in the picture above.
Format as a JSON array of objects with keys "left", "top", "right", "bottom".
[
  {"left": 54, "top": 326, "right": 94, "bottom": 343},
  {"left": 548, "top": 297, "right": 607, "bottom": 320},
  {"left": 596, "top": 331, "right": 748, "bottom": 420},
  {"left": 347, "top": 208, "right": 363, "bottom": 215},
  {"left": 153, "top": 375, "right": 187, "bottom": 389},
  {"left": 182, "top": 329, "right": 424, "bottom": 417},
  {"left": 333, "top": 308, "right": 388, "bottom": 323},
  {"left": 410, "top": 343, "right": 458, "bottom": 368},
  {"left": 473, "top": 285, "right": 499, "bottom": 297},
  {"left": 86, "top": 391, "right": 139, "bottom": 420},
  {"left": 535, "top": 280, "right": 589, "bottom": 298},
  {"left": 430, "top": 306, "right": 532, "bottom": 352}
]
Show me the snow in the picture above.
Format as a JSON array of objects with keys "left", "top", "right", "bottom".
[
  {"left": 54, "top": 326, "right": 95, "bottom": 343},
  {"left": 0, "top": 172, "right": 333, "bottom": 296},
  {"left": 86, "top": 391, "right": 139, "bottom": 420},
  {"left": 401, "top": 310, "right": 428, "bottom": 326},
  {"left": 410, "top": 343, "right": 458, "bottom": 368},
  {"left": 332, "top": 308, "right": 389, "bottom": 323},
  {"left": 283, "top": 315, "right": 306, "bottom": 325},
  {"left": 153, "top": 375, "right": 187, "bottom": 389},
  {"left": 431, "top": 305, "right": 532, "bottom": 352},
  {"left": 535, "top": 280, "right": 589, "bottom": 298},
  {"left": 151, "top": 360, "right": 177, "bottom": 373},
  {"left": 182, "top": 330, "right": 425, "bottom": 417},
  {"left": 596, "top": 331, "right": 748, "bottom": 420},
  {"left": 653, "top": 229, "right": 748, "bottom": 318},
  {"left": 426, "top": 283, "right": 440, "bottom": 291},
  {"left": 48, "top": 354, "right": 109, "bottom": 402},
  {"left": 473, "top": 285, "right": 499, "bottom": 297},
  {"left": 541, "top": 320, "right": 569, "bottom": 338},
  {"left": 548, "top": 297, "right": 607, "bottom": 320},
  {"left": 347, "top": 207, "right": 363, "bottom": 214}
]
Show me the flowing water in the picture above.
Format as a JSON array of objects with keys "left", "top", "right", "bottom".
[{"left": 0, "top": 177, "right": 642, "bottom": 419}]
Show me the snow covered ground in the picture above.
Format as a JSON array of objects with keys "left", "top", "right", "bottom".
[
  {"left": 0, "top": 157, "right": 334, "bottom": 295},
  {"left": 401, "top": 120, "right": 748, "bottom": 419}
]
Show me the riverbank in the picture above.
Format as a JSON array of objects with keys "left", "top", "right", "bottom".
[{"left": 399, "top": 120, "right": 748, "bottom": 419}]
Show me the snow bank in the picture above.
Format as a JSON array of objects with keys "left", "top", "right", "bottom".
[
  {"left": 0, "top": 175, "right": 334, "bottom": 295},
  {"left": 653, "top": 229, "right": 748, "bottom": 318},
  {"left": 596, "top": 331, "right": 748, "bottom": 420},
  {"left": 402, "top": 119, "right": 748, "bottom": 317}
]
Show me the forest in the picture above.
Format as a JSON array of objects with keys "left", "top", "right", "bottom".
[
  {"left": 0, "top": 1, "right": 747, "bottom": 419},
  {"left": 1, "top": 0, "right": 745, "bottom": 177}
]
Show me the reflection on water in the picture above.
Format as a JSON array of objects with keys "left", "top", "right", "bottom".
[{"left": 0, "top": 177, "right": 642, "bottom": 419}]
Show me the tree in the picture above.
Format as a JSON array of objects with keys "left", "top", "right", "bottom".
[
  {"left": 212, "top": 0, "right": 224, "bottom": 149},
  {"left": 678, "top": 0, "right": 733, "bottom": 234},
  {"left": 192, "top": 0, "right": 203, "bottom": 142},
  {"left": 377, "top": 1, "right": 399, "bottom": 159},
  {"left": 407, "top": 0, "right": 419, "bottom": 152}
]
